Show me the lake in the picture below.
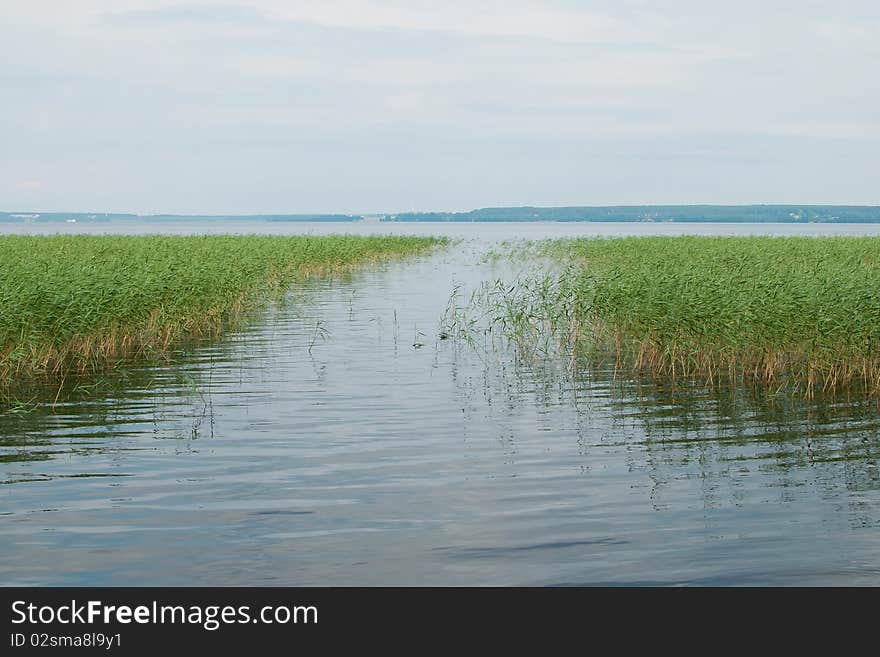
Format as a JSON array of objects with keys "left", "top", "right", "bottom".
[{"left": 2, "top": 221, "right": 880, "bottom": 585}]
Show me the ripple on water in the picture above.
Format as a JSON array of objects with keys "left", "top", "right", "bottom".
[{"left": 2, "top": 231, "right": 880, "bottom": 585}]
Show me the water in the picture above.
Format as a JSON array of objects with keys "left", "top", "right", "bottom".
[{"left": 2, "top": 221, "right": 880, "bottom": 585}]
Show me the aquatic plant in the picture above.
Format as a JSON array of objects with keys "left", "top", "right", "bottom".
[
  {"left": 0, "top": 234, "right": 444, "bottom": 386},
  {"left": 476, "top": 236, "right": 880, "bottom": 396}
]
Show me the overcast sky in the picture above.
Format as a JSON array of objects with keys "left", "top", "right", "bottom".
[{"left": 3, "top": 1, "right": 879, "bottom": 214}]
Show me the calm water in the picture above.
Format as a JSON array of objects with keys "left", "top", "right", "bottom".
[{"left": 2, "top": 221, "right": 880, "bottom": 585}]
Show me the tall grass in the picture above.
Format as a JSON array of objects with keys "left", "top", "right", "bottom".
[
  {"left": 482, "top": 236, "right": 880, "bottom": 396},
  {"left": 0, "top": 234, "right": 444, "bottom": 385}
]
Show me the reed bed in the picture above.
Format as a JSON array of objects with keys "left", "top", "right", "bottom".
[
  {"left": 0, "top": 234, "right": 443, "bottom": 386},
  {"left": 483, "top": 236, "right": 880, "bottom": 396}
]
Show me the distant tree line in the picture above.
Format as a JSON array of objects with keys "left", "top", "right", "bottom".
[
  {"left": 4, "top": 206, "right": 880, "bottom": 223},
  {"left": 385, "top": 205, "right": 880, "bottom": 223}
]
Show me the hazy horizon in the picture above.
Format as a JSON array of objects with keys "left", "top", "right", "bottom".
[
  {"left": 4, "top": 2, "right": 879, "bottom": 214},
  {"left": 7, "top": 202, "right": 880, "bottom": 214},
  {"left": 5, "top": 203, "right": 880, "bottom": 224}
]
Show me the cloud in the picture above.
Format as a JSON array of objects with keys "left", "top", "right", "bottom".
[
  {"left": 99, "top": 1, "right": 646, "bottom": 43},
  {"left": 1, "top": 1, "right": 878, "bottom": 211},
  {"left": 15, "top": 180, "right": 43, "bottom": 191},
  {"left": 103, "top": 4, "right": 268, "bottom": 26}
]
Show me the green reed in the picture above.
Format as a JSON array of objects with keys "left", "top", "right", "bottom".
[
  {"left": 479, "top": 236, "right": 880, "bottom": 396},
  {"left": 0, "top": 234, "right": 444, "bottom": 385}
]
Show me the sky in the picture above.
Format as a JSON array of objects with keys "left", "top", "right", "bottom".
[{"left": 2, "top": 1, "right": 879, "bottom": 214}]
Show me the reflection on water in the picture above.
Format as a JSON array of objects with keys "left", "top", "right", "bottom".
[{"left": 2, "top": 224, "right": 880, "bottom": 585}]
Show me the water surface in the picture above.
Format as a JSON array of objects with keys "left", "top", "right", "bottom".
[{"left": 2, "top": 221, "right": 880, "bottom": 585}]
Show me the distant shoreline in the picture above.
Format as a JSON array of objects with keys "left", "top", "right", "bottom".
[{"left": 4, "top": 205, "right": 880, "bottom": 224}]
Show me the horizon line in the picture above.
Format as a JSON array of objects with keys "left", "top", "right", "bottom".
[{"left": 5, "top": 203, "right": 880, "bottom": 217}]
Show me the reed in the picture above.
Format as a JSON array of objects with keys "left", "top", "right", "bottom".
[
  {"left": 0, "top": 234, "right": 444, "bottom": 386},
  {"left": 484, "top": 236, "right": 880, "bottom": 396}
]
